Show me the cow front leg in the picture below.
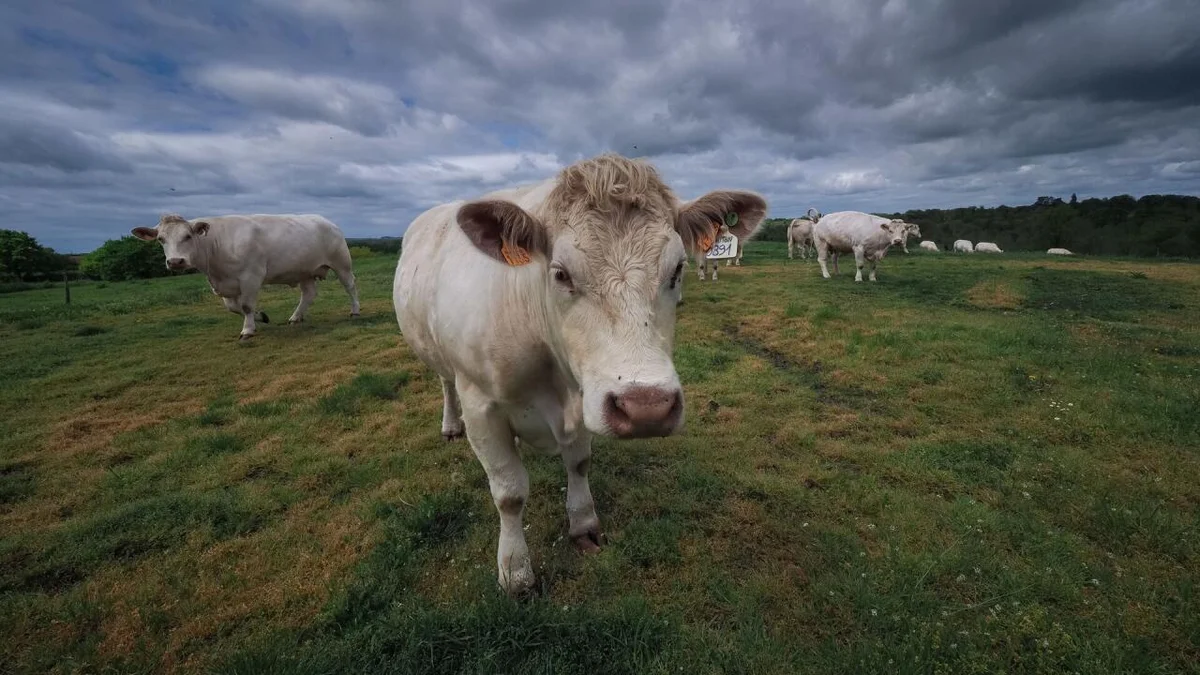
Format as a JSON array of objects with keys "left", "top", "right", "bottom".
[
  {"left": 440, "top": 376, "right": 465, "bottom": 441},
  {"left": 853, "top": 246, "right": 867, "bottom": 282},
  {"left": 868, "top": 256, "right": 879, "bottom": 282},
  {"left": 460, "top": 386, "right": 534, "bottom": 596},
  {"left": 560, "top": 434, "right": 601, "bottom": 553},
  {"left": 236, "top": 283, "right": 264, "bottom": 340},
  {"left": 289, "top": 279, "right": 317, "bottom": 324}
]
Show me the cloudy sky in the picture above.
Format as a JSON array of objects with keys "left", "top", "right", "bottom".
[{"left": 2, "top": 0, "right": 1198, "bottom": 252}]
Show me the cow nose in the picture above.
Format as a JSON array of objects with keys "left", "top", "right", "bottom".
[
  {"left": 604, "top": 386, "right": 683, "bottom": 438},
  {"left": 167, "top": 258, "right": 186, "bottom": 269}
]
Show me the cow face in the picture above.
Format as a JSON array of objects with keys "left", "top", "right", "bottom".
[
  {"left": 131, "top": 215, "right": 210, "bottom": 270},
  {"left": 456, "top": 158, "right": 766, "bottom": 439},
  {"left": 902, "top": 221, "right": 922, "bottom": 239},
  {"left": 880, "top": 219, "right": 909, "bottom": 247}
]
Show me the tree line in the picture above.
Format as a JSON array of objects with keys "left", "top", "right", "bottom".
[
  {"left": 3, "top": 193, "right": 1196, "bottom": 289},
  {"left": 754, "top": 193, "right": 1200, "bottom": 257}
]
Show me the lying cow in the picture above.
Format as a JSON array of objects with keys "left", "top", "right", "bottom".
[
  {"left": 393, "top": 153, "right": 766, "bottom": 595},
  {"left": 953, "top": 239, "right": 974, "bottom": 253},
  {"left": 813, "top": 211, "right": 909, "bottom": 282},
  {"left": 787, "top": 208, "right": 822, "bottom": 260},
  {"left": 132, "top": 213, "right": 360, "bottom": 340},
  {"left": 1047, "top": 247, "right": 1074, "bottom": 255},
  {"left": 975, "top": 242, "right": 1003, "bottom": 253},
  {"left": 919, "top": 240, "right": 940, "bottom": 252}
]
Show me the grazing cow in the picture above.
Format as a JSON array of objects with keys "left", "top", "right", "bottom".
[
  {"left": 953, "top": 239, "right": 975, "bottom": 253},
  {"left": 813, "top": 211, "right": 909, "bottom": 282},
  {"left": 393, "top": 153, "right": 767, "bottom": 595},
  {"left": 787, "top": 208, "right": 823, "bottom": 260},
  {"left": 132, "top": 213, "right": 360, "bottom": 340},
  {"left": 919, "top": 240, "right": 940, "bottom": 252},
  {"left": 1047, "top": 247, "right": 1074, "bottom": 255},
  {"left": 975, "top": 242, "right": 1003, "bottom": 253}
]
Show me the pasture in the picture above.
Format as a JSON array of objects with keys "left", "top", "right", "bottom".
[{"left": 2, "top": 244, "right": 1198, "bottom": 674}]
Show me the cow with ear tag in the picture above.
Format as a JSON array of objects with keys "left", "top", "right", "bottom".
[
  {"left": 393, "top": 153, "right": 767, "bottom": 596},
  {"left": 132, "top": 213, "right": 360, "bottom": 340}
]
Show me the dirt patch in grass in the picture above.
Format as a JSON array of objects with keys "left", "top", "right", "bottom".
[{"left": 965, "top": 279, "right": 1024, "bottom": 310}]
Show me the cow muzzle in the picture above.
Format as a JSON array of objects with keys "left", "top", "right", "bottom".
[
  {"left": 603, "top": 385, "right": 683, "bottom": 438},
  {"left": 166, "top": 258, "right": 188, "bottom": 270}
]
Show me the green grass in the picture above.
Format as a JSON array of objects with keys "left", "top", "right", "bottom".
[{"left": 1, "top": 247, "right": 1199, "bottom": 674}]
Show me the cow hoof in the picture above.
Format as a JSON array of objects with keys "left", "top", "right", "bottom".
[
  {"left": 351, "top": 312, "right": 360, "bottom": 318},
  {"left": 288, "top": 318, "right": 304, "bottom": 325},
  {"left": 238, "top": 333, "right": 254, "bottom": 341},
  {"left": 498, "top": 564, "right": 536, "bottom": 598},
  {"left": 442, "top": 430, "right": 464, "bottom": 442},
  {"left": 572, "top": 530, "right": 603, "bottom": 554}
]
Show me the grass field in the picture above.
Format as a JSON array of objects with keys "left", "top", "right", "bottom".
[{"left": 2, "top": 243, "right": 1198, "bottom": 674}]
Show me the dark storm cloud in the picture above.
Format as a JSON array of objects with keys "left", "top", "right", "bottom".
[{"left": 0, "top": 0, "right": 1197, "bottom": 252}]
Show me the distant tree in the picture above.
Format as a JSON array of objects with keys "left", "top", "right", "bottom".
[
  {"left": 1070, "top": 193, "right": 1078, "bottom": 205},
  {"left": 79, "top": 236, "right": 173, "bottom": 281},
  {"left": 0, "top": 229, "right": 63, "bottom": 281}
]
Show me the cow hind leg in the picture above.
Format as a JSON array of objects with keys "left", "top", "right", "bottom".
[
  {"left": 816, "top": 242, "right": 832, "bottom": 279},
  {"left": 236, "top": 286, "right": 263, "bottom": 340},
  {"left": 332, "top": 264, "right": 361, "bottom": 317},
  {"left": 869, "top": 257, "right": 879, "bottom": 282},
  {"left": 560, "top": 435, "right": 601, "bottom": 554},
  {"left": 288, "top": 279, "right": 318, "bottom": 324},
  {"left": 853, "top": 246, "right": 867, "bottom": 283},
  {"left": 459, "top": 385, "right": 535, "bottom": 597},
  {"left": 440, "top": 376, "right": 465, "bottom": 441}
]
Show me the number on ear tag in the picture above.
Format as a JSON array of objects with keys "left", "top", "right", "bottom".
[{"left": 500, "top": 238, "right": 532, "bottom": 266}]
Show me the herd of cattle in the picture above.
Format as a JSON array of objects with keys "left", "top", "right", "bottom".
[{"left": 129, "top": 153, "right": 1074, "bottom": 595}]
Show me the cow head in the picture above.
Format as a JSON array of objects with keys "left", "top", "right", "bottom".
[
  {"left": 880, "top": 219, "right": 909, "bottom": 247},
  {"left": 901, "top": 220, "right": 921, "bottom": 239},
  {"left": 131, "top": 214, "right": 210, "bottom": 270},
  {"left": 456, "top": 154, "right": 767, "bottom": 439},
  {"left": 806, "top": 207, "right": 822, "bottom": 222}
]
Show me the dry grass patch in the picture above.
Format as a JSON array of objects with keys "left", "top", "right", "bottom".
[{"left": 965, "top": 279, "right": 1024, "bottom": 309}]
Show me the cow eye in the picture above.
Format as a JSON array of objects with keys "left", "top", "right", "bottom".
[
  {"left": 183, "top": 234, "right": 192, "bottom": 242},
  {"left": 552, "top": 266, "right": 573, "bottom": 290},
  {"left": 668, "top": 262, "right": 683, "bottom": 290}
]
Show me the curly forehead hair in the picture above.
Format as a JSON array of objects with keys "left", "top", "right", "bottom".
[
  {"left": 158, "top": 214, "right": 189, "bottom": 225},
  {"left": 541, "top": 153, "right": 678, "bottom": 231}
]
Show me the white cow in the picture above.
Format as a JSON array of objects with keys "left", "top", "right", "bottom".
[
  {"left": 975, "top": 242, "right": 1003, "bottom": 253},
  {"left": 899, "top": 221, "right": 922, "bottom": 253},
  {"left": 813, "top": 211, "right": 909, "bottom": 282},
  {"left": 953, "top": 239, "right": 975, "bottom": 253},
  {"left": 919, "top": 240, "right": 940, "bottom": 252},
  {"left": 393, "top": 153, "right": 767, "bottom": 595},
  {"left": 132, "top": 213, "right": 360, "bottom": 340},
  {"left": 695, "top": 220, "right": 733, "bottom": 281},
  {"left": 1047, "top": 247, "right": 1074, "bottom": 255},
  {"left": 787, "top": 208, "right": 822, "bottom": 260}
]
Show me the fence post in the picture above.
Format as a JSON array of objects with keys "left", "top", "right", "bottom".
[{"left": 64, "top": 271, "right": 71, "bottom": 305}]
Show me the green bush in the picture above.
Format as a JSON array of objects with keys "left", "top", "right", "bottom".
[
  {"left": 0, "top": 229, "right": 66, "bottom": 281},
  {"left": 79, "top": 236, "right": 173, "bottom": 281},
  {"left": 347, "top": 246, "right": 376, "bottom": 260}
]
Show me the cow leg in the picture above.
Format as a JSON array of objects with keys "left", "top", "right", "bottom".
[
  {"left": 868, "top": 256, "right": 879, "bottom": 282},
  {"left": 711, "top": 259, "right": 719, "bottom": 281},
  {"left": 853, "top": 245, "right": 866, "bottom": 282},
  {"left": 560, "top": 434, "right": 601, "bottom": 553},
  {"left": 788, "top": 235, "right": 794, "bottom": 259},
  {"left": 236, "top": 280, "right": 263, "bottom": 340},
  {"left": 288, "top": 279, "right": 317, "bottom": 324},
  {"left": 695, "top": 251, "right": 706, "bottom": 281},
  {"left": 440, "top": 376, "right": 465, "bottom": 441},
  {"left": 459, "top": 385, "right": 534, "bottom": 596},
  {"left": 333, "top": 266, "right": 361, "bottom": 317},
  {"left": 735, "top": 252, "right": 742, "bottom": 266},
  {"left": 816, "top": 241, "right": 832, "bottom": 279}
]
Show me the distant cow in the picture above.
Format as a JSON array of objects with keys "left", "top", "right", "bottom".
[
  {"left": 132, "top": 213, "right": 360, "bottom": 340},
  {"left": 953, "top": 239, "right": 974, "bottom": 253},
  {"left": 1047, "top": 247, "right": 1074, "bottom": 255},
  {"left": 919, "top": 240, "right": 940, "bottom": 252},
  {"left": 393, "top": 153, "right": 766, "bottom": 595},
  {"left": 813, "top": 211, "right": 909, "bottom": 282},
  {"left": 975, "top": 242, "right": 1003, "bottom": 253},
  {"left": 897, "top": 221, "right": 922, "bottom": 253},
  {"left": 695, "top": 220, "right": 734, "bottom": 281},
  {"left": 787, "top": 208, "right": 822, "bottom": 260}
]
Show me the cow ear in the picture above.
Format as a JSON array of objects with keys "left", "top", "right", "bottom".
[
  {"left": 131, "top": 227, "right": 158, "bottom": 241},
  {"left": 193, "top": 221, "right": 210, "bottom": 236},
  {"left": 457, "top": 200, "right": 549, "bottom": 266},
  {"left": 676, "top": 190, "right": 768, "bottom": 252}
]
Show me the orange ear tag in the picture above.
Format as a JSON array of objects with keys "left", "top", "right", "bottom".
[{"left": 500, "top": 237, "right": 532, "bottom": 266}]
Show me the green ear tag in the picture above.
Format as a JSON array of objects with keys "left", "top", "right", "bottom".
[{"left": 725, "top": 212, "right": 739, "bottom": 228}]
